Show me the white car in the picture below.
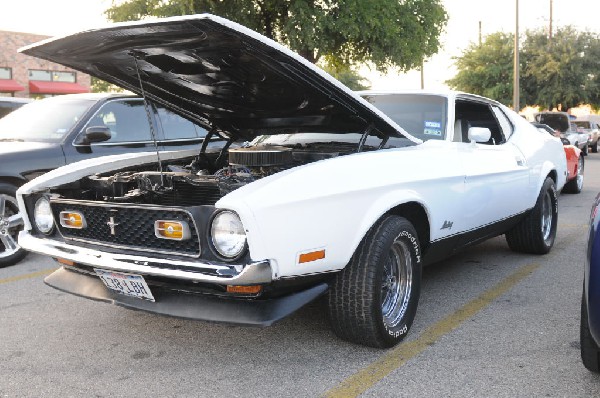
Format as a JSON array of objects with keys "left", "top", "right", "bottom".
[{"left": 16, "top": 14, "right": 567, "bottom": 348}]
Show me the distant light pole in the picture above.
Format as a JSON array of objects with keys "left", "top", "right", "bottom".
[
  {"left": 549, "top": 0, "right": 553, "bottom": 42},
  {"left": 513, "top": 0, "right": 520, "bottom": 112}
]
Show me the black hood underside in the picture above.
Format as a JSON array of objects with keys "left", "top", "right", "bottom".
[{"left": 21, "top": 15, "right": 411, "bottom": 142}]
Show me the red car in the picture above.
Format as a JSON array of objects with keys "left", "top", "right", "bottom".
[{"left": 533, "top": 122, "right": 583, "bottom": 194}]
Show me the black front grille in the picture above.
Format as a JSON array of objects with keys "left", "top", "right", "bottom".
[{"left": 51, "top": 200, "right": 200, "bottom": 257}]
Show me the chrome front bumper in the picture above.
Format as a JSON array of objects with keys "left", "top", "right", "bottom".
[{"left": 18, "top": 231, "right": 273, "bottom": 285}]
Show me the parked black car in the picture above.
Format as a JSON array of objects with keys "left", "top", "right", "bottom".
[
  {"left": 0, "top": 93, "right": 210, "bottom": 267},
  {"left": 0, "top": 96, "right": 32, "bottom": 119}
]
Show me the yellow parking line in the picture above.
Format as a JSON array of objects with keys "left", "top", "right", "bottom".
[
  {"left": 0, "top": 268, "right": 57, "bottom": 285},
  {"left": 324, "top": 262, "right": 541, "bottom": 398},
  {"left": 558, "top": 223, "right": 588, "bottom": 229}
]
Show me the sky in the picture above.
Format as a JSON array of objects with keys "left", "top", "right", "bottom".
[{"left": 1, "top": 0, "right": 597, "bottom": 90}]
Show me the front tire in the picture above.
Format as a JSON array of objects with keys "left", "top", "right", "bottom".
[
  {"left": 592, "top": 140, "right": 598, "bottom": 153},
  {"left": 328, "top": 215, "right": 422, "bottom": 348},
  {"left": 563, "top": 156, "right": 584, "bottom": 194},
  {"left": 581, "top": 289, "right": 600, "bottom": 372},
  {"left": 505, "top": 177, "right": 557, "bottom": 254},
  {"left": 0, "top": 183, "right": 27, "bottom": 268},
  {"left": 582, "top": 143, "right": 589, "bottom": 156}
]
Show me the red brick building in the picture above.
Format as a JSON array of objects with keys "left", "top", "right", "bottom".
[{"left": 0, "top": 30, "right": 91, "bottom": 98}]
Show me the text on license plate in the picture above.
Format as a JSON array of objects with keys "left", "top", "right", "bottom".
[{"left": 94, "top": 269, "right": 155, "bottom": 302}]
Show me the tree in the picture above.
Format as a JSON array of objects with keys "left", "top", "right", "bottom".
[
  {"left": 321, "top": 66, "right": 370, "bottom": 91},
  {"left": 90, "top": 77, "right": 125, "bottom": 93},
  {"left": 105, "top": 0, "right": 447, "bottom": 74},
  {"left": 521, "top": 27, "right": 599, "bottom": 110},
  {"left": 445, "top": 32, "right": 514, "bottom": 105},
  {"left": 447, "top": 26, "right": 600, "bottom": 110}
]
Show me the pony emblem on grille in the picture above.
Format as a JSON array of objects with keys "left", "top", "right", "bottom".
[{"left": 106, "top": 216, "right": 119, "bottom": 235}]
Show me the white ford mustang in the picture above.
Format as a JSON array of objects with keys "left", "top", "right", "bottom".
[{"left": 16, "top": 14, "right": 567, "bottom": 348}]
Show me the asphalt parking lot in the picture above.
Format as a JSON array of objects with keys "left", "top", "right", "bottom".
[{"left": 2, "top": 155, "right": 600, "bottom": 397}]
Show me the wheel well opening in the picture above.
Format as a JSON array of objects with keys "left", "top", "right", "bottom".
[
  {"left": 0, "top": 177, "right": 25, "bottom": 189},
  {"left": 547, "top": 169, "right": 557, "bottom": 184},
  {"left": 388, "top": 202, "right": 430, "bottom": 254}
]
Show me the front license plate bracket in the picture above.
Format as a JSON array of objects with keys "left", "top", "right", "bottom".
[{"left": 94, "top": 268, "right": 155, "bottom": 302}]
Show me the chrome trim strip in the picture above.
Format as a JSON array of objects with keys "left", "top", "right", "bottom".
[
  {"left": 19, "top": 231, "right": 273, "bottom": 285},
  {"left": 50, "top": 199, "right": 202, "bottom": 258}
]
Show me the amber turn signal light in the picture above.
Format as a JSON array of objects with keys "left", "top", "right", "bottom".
[
  {"left": 154, "top": 220, "right": 191, "bottom": 240},
  {"left": 298, "top": 249, "right": 325, "bottom": 264},
  {"left": 55, "top": 257, "right": 74, "bottom": 266},
  {"left": 59, "top": 211, "right": 86, "bottom": 229},
  {"left": 226, "top": 285, "right": 263, "bottom": 294}
]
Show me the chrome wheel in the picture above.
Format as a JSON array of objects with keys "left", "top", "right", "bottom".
[
  {"left": 576, "top": 157, "right": 584, "bottom": 191},
  {"left": 541, "top": 190, "right": 553, "bottom": 241},
  {"left": 381, "top": 240, "right": 413, "bottom": 329},
  {"left": 0, "top": 194, "right": 23, "bottom": 259}
]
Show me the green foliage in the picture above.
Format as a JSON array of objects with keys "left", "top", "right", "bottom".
[
  {"left": 447, "top": 26, "right": 600, "bottom": 110},
  {"left": 521, "top": 27, "right": 599, "bottom": 110},
  {"left": 105, "top": 0, "right": 448, "bottom": 73},
  {"left": 320, "top": 59, "right": 370, "bottom": 90},
  {"left": 446, "top": 32, "right": 514, "bottom": 105},
  {"left": 90, "top": 77, "right": 124, "bottom": 93}
]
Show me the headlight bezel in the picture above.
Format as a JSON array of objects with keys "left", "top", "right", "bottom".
[
  {"left": 208, "top": 210, "right": 248, "bottom": 261},
  {"left": 33, "top": 196, "right": 55, "bottom": 235}
]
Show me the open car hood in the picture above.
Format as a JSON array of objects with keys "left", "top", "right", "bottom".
[{"left": 20, "top": 14, "right": 419, "bottom": 143}]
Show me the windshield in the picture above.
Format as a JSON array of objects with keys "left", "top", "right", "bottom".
[
  {"left": 0, "top": 98, "right": 95, "bottom": 142},
  {"left": 535, "top": 113, "right": 570, "bottom": 133},
  {"left": 363, "top": 94, "right": 448, "bottom": 141},
  {"left": 248, "top": 94, "right": 446, "bottom": 149},
  {"left": 574, "top": 121, "right": 591, "bottom": 130}
]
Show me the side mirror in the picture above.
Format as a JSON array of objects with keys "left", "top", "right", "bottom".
[
  {"left": 75, "top": 126, "right": 112, "bottom": 145},
  {"left": 560, "top": 137, "right": 570, "bottom": 145},
  {"left": 468, "top": 127, "right": 491, "bottom": 143}
]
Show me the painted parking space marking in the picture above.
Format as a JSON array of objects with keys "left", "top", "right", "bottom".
[
  {"left": 557, "top": 223, "right": 588, "bottom": 229},
  {"left": 0, "top": 268, "right": 57, "bottom": 285},
  {"left": 324, "top": 262, "right": 541, "bottom": 398}
]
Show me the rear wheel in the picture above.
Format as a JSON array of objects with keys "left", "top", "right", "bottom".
[
  {"left": 581, "top": 289, "right": 600, "bottom": 372},
  {"left": 582, "top": 143, "right": 589, "bottom": 156},
  {"left": 0, "top": 183, "right": 27, "bottom": 268},
  {"left": 563, "top": 156, "right": 584, "bottom": 194},
  {"left": 328, "top": 215, "right": 422, "bottom": 348},
  {"left": 592, "top": 140, "right": 599, "bottom": 153},
  {"left": 505, "top": 177, "right": 557, "bottom": 254}
]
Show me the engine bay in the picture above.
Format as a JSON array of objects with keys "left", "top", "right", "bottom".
[{"left": 56, "top": 142, "right": 366, "bottom": 206}]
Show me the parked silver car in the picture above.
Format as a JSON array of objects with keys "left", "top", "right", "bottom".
[{"left": 573, "top": 119, "right": 600, "bottom": 153}]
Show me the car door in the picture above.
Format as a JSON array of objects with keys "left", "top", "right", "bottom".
[{"left": 454, "top": 99, "right": 529, "bottom": 244}]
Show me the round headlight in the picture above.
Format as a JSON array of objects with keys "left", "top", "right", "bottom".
[
  {"left": 210, "top": 211, "right": 247, "bottom": 259},
  {"left": 34, "top": 197, "right": 54, "bottom": 234}
]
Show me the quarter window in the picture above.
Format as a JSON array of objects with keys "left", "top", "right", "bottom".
[{"left": 155, "top": 106, "right": 207, "bottom": 139}]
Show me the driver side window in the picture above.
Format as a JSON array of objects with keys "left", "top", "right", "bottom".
[
  {"left": 455, "top": 100, "right": 507, "bottom": 145},
  {"left": 87, "top": 99, "right": 153, "bottom": 143}
]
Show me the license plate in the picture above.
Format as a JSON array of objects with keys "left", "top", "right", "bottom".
[{"left": 94, "top": 269, "right": 155, "bottom": 301}]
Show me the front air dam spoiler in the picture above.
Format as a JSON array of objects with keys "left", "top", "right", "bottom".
[{"left": 45, "top": 267, "right": 328, "bottom": 326}]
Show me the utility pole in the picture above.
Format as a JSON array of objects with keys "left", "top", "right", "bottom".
[
  {"left": 549, "top": 0, "right": 553, "bottom": 41},
  {"left": 513, "top": 0, "right": 520, "bottom": 112},
  {"left": 420, "top": 59, "right": 424, "bottom": 89},
  {"left": 479, "top": 21, "right": 482, "bottom": 46}
]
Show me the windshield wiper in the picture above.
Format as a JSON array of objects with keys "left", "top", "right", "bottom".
[{"left": 0, "top": 138, "right": 24, "bottom": 142}]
